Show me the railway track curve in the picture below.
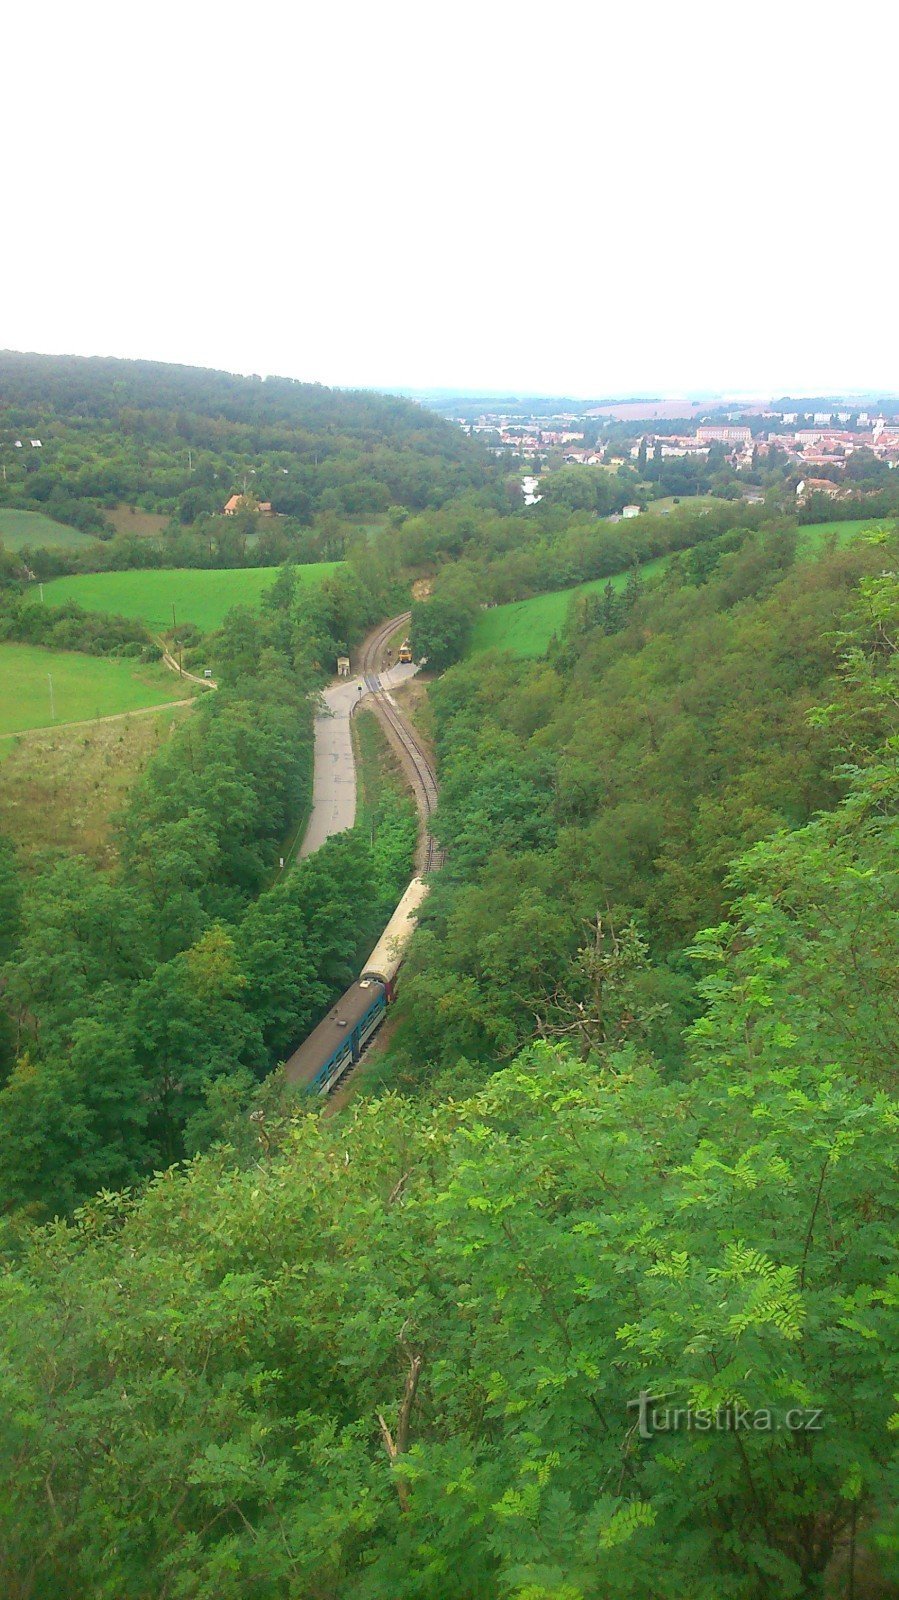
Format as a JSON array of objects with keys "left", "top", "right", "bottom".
[{"left": 358, "top": 612, "right": 444, "bottom": 872}]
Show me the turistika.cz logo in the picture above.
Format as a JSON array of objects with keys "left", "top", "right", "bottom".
[{"left": 628, "top": 1391, "right": 825, "bottom": 1440}]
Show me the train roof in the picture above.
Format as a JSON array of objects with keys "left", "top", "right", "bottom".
[
  {"left": 283, "top": 980, "right": 384, "bottom": 1088},
  {"left": 361, "top": 876, "right": 430, "bottom": 985}
]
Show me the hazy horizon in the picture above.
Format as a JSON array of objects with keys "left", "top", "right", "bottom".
[
  {"left": 3, "top": 349, "right": 895, "bottom": 411},
  {"left": 2, "top": 2, "right": 896, "bottom": 399}
]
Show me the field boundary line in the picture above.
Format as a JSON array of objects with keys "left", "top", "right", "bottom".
[{"left": 0, "top": 699, "right": 196, "bottom": 741}]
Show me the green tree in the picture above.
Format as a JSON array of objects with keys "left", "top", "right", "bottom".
[{"left": 410, "top": 594, "right": 476, "bottom": 671}]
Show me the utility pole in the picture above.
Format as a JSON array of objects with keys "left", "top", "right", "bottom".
[{"left": 48, "top": 673, "right": 55, "bottom": 721}]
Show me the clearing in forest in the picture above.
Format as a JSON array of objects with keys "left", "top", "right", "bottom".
[
  {"left": 468, "top": 519, "right": 880, "bottom": 660},
  {"left": 38, "top": 562, "right": 344, "bottom": 633},
  {"left": 0, "top": 704, "right": 195, "bottom": 868}
]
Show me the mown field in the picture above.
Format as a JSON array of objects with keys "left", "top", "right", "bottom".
[
  {"left": 0, "top": 643, "right": 192, "bottom": 735},
  {"left": 468, "top": 520, "right": 880, "bottom": 660},
  {"left": 0, "top": 508, "right": 92, "bottom": 551},
  {"left": 0, "top": 704, "right": 195, "bottom": 868},
  {"left": 799, "top": 518, "right": 879, "bottom": 552},
  {"left": 38, "top": 562, "right": 343, "bottom": 632},
  {"left": 469, "top": 556, "right": 671, "bottom": 658}
]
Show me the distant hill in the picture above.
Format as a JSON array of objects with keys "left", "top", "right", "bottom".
[{"left": 0, "top": 351, "right": 495, "bottom": 550}]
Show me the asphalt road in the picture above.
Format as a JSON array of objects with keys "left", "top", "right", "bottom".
[{"left": 298, "top": 657, "right": 419, "bottom": 859}]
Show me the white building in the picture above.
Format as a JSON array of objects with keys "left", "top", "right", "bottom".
[{"left": 696, "top": 425, "right": 751, "bottom": 444}]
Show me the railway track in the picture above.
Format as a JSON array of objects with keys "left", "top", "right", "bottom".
[{"left": 358, "top": 612, "right": 444, "bottom": 872}]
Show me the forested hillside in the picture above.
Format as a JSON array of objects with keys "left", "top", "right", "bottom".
[
  {"left": 0, "top": 351, "right": 495, "bottom": 566},
  {"left": 0, "top": 563, "right": 416, "bottom": 1215},
  {"left": 3, "top": 343, "right": 899, "bottom": 1598},
  {"left": 2, "top": 549, "right": 899, "bottom": 1597},
  {"left": 391, "top": 527, "right": 897, "bottom": 1086}
]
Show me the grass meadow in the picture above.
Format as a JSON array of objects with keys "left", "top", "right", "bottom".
[
  {"left": 468, "top": 520, "right": 882, "bottom": 661},
  {"left": 0, "top": 643, "right": 192, "bottom": 735},
  {"left": 0, "top": 703, "right": 195, "bottom": 868},
  {"left": 0, "top": 508, "right": 93, "bottom": 551},
  {"left": 469, "top": 556, "right": 671, "bottom": 658},
  {"left": 38, "top": 562, "right": 343, "bottom": 633}
]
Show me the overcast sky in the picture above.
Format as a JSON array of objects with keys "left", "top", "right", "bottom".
[{"left": 3, "top": 2, "right": 895, "bottom": 399}]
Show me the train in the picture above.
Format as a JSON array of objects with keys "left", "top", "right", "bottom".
[{"left": 283, "top": 877, "right": 429, "bottom": 1094}]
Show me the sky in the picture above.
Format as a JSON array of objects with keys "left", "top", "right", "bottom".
[{"left": 3, "top": 1, "right": 896, "bottom": 399}]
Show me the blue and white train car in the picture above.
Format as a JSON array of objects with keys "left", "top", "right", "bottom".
[
  {"left": 283, "top": 979, "right": 387, "bottom": 1094},
  {"left": 282, "top": 876, "right": 430, "bottom": 1095}
]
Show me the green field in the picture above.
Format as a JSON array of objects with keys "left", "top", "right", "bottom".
[
  {"left": 798, "top": 519, "right": 879, "bottom": 552},
  {"left": 0, "top": 644, "right": 192, "bottom": 735},
  {"left": 38, "top": 563, "right": 343, "bottom": 632},
  {"left": 0, "top": 508, "right": 93, "bottom": 551},
  {"left": 470, "top": 556, "right": 671, "bottom": 658},
  {"left": 642, "top": 495, "right": 725, "bottom": 515},
  {"left": 468, "top": 520, "right": 884, "bottom": 661}
]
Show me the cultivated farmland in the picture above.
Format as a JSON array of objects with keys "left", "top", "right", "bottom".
[
  {"left": 0, "top": 643, "right": 192, "bottom": 735},
  {"left": 38, "top": 562, "right": 343, "bottom": 632}
]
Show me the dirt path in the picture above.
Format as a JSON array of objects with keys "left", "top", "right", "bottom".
[
  {"left": 0, "top": 698, "right": 195, "bottom": 741},
  {"left": 160, "top": 646, "right": 217, "bottom": 689}
]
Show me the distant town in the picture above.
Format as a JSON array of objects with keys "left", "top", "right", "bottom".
[{"left": 443, "top": 399, "right": 899, "bottom": 510}]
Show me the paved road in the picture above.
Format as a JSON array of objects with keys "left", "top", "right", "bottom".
[{"left": 298, "top": 659, "right": 419, "bottom": 859}]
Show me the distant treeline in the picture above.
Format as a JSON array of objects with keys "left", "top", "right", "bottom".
[{"left": 0, "top": 596, "right": 155, "bottom": 658}]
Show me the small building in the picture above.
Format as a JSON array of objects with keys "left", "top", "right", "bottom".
[
  {"left": 336, "top": 655, "right": 351, "bottom": 678},
  {"left": 796, "top": 478, "right": 841, "bottom": 502},
  {"left": 223, "top": 494, "right": 274, "bottom": 516},
  {"left": 696, "top": 425, "right": 751, "bottom": 444},
  {"left": 622, "top": 504, "right": 641, "bottom": 518}
]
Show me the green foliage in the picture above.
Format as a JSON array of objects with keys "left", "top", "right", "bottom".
[
  {"left": 395, "top": 535, "right": 890, "bottom": 1080},
  {"left": 1, "top": 1034, "right": 897, "bottom": 1597},
  {"left": 0, "top": 351, "right": 495, "bottom": 566},
  {"left": 0, "top": 595, "right": 150, "bottom": 655},
  {"left": 411, "top": 593, "right": 477, "bottom": 670}
]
